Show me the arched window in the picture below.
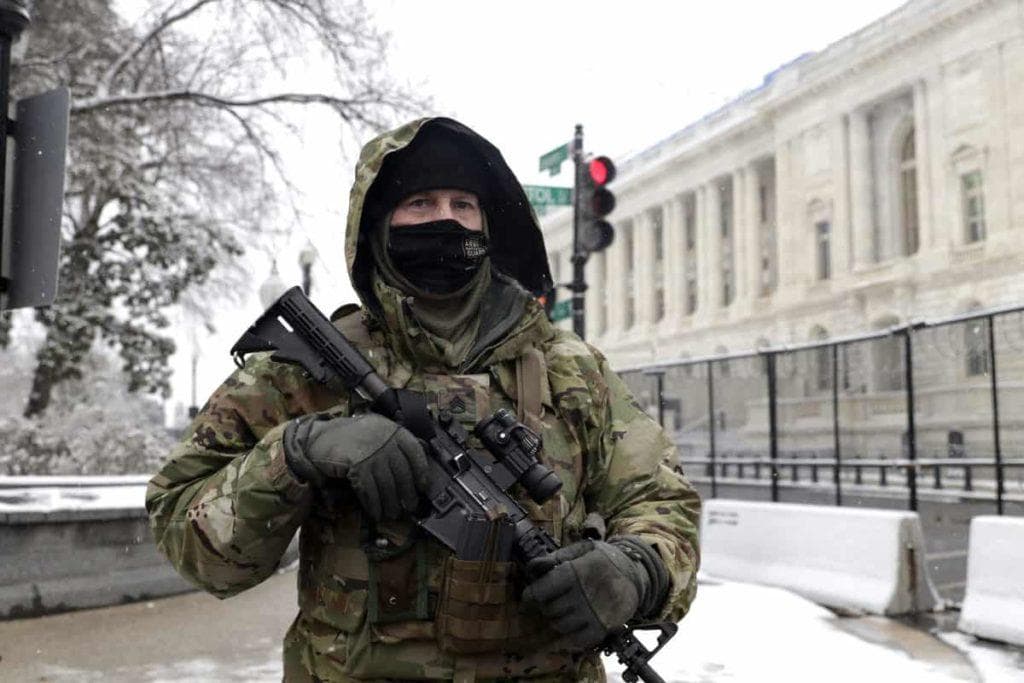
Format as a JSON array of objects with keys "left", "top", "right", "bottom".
[{"left": 899, "top": 128, "right": 919, "bottom": 256}]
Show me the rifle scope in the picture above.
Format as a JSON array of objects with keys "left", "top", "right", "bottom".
[{"left": 475, "top": 408, "right": 562, "bottom": 504}]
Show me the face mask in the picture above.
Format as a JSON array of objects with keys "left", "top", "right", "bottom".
[{"left": 387, "top": 219, "right": 490, "bottom": 294}]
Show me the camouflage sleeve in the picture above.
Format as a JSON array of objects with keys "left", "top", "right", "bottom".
[
  {"left": 146, "top": 353, "right": 335, "bottom": 599},
  {"left": 582, "top": 350, "right": 702, "bottom": 624}
]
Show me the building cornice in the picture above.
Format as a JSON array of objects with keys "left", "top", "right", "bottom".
[{"left": 606, "top": 0, "right": 1001, "bottom": 199}]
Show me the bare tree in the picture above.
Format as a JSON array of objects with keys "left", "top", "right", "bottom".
[{"left": 4, "top": 0, "right": 424, "bottom": 417}]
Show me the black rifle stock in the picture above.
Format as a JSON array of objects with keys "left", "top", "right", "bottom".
[{"left": 230, "top": 286, "right": 677, "bottom": 683}]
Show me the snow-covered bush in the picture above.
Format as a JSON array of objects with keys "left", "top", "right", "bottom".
[{"left": 0, "top": 345, "right": 176, "bottom": 475}]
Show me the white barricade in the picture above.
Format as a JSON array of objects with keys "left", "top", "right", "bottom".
[
  {"left": 700, "top": 500, "right": 941, "bottom": 615},
  {"left": 958, "top": 515, "right": 1024, "bottom": 646}
]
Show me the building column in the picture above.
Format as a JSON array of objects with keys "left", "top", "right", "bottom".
[
  {"left": 635, "top": 210, "right": 655, "bottom": 329},
  {"left": 607, "top": 221, "right": 627, "bottom": 335},
  {"left": 695, "top": 186, "right": 710, "bottom": 315},
  {"left": 774, "top": 140, "right": 795, "bottom": 292},
  {"left": 731, "top": 168, "right": 748, "bottom": 306},
  {"left": 912, "top": 79, "right": 934, "bottom": 252},
  {"left": 704, "top": 180, "right": 723, "bottom": 314},
  {"left": 744, "top": 161, "right": 763, "bottom": 300},
  {"left": 832, "top": 115, "right": 852, "bottom": 274},
  {"left": 664, "top": 196, "right": 685, "bottom": 326},
  {"left": 849, "top": 107, "right": 875, "bottom": 268}
]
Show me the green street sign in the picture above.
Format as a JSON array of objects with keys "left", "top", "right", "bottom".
[
  {"left": 539, "top": 143, "right": 569, "bottom": 176},
  {"left": 550, "top": 299, "right": 572, "bottom": 322},
  {"left": 523, "top": 184, "right": 572, "bottom": 208}
]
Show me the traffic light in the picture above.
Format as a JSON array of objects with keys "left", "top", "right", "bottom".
[{"left": 578, "top": 155, "right": 616, "bottom": 253}]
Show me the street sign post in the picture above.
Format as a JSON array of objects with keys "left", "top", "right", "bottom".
[
  {"left": 539, "top": 143, "right": 569, "bottom": 176},
  {"left": 522, "top": 184, "right": 571, "bottom": 208}
]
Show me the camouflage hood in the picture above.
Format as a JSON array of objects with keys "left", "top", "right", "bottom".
[{"left": 345, "top": 118, "right": 553, "bottom": 314}]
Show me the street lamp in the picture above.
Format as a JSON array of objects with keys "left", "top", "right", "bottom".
[
  {"left": 259, "top": 260, "right": 288, "bottom": 310},
  {"left": 299, "top": 241, "right": 316, "bottom": 297}
]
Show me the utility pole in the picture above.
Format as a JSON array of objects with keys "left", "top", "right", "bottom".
[
  {"left": 570, "top": 124, "right": 586, "bottom": 338},
  {"left": 568, "top": 125, "right": 616, "bottom": 340}
]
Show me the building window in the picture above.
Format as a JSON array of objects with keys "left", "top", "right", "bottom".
[
  {"left": 965, "top": 317, "right": 989, "bottom": 377},
  {"left": 816, "top": 221, "right": 831, "bottom": 280},
  {"left": 899, "top": 128, "right": 920, "bottom": 256},
  {"left": 719, "top": 181, "right": 735, "bottom": 306},
  {"left": 961, "top": 171, "right": 986, "bottom": 244},
  {"left": 624, "top": 222, "right": 635, "bottom": 329},
  {"left": 651, "top": 207, "right": 665, "bottom": 322},
  {"left": 683, "top": 193, "right": 697, "bottom": 315}
]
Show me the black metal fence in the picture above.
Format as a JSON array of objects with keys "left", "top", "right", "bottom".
[{"left": 619, "top": 304, "right": 1024, "bottom": 514}]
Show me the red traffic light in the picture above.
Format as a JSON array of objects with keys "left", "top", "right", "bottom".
[{"left": 588, "top": 156, "right": 616, "bottom": 186}]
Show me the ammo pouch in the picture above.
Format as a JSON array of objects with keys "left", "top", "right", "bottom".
[
  {"left": 435, "top": 555, "right": 519, "bottom": 654},
  {"left": 364, "top": 522, "right": 431, "bottom": 625}
]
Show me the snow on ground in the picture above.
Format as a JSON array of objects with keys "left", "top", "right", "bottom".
[
  {"left": 0, "top": 481, "right": 147, "bottom": 514},
  {"left": 2, "top": 569, "right": 1022, "bottom": 681},
  {"left": 604, "top": 579, "right": 989, "bottom": 683},
  {"left": 939, "top": 632, "right": 1024, "bottom": 683}
]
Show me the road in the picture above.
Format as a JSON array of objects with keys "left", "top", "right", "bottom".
[{"left": 1, "top": 567, "right": 1021, "bottom": 682}]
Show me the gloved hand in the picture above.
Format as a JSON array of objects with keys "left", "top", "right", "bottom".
[
  {"left": 283, "top": 412, "right": 432, "bottom": 521},
  {"left": 521, "top": 537, "right": 667, "bottom": 652}
]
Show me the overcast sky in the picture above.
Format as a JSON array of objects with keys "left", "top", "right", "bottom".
[{"left": 164, "top": 0, "right": 909, "bottom": 419}]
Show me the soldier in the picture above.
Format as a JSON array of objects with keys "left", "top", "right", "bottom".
[{"left": 146, "top": 117, "right": 701, "bottom": 682}]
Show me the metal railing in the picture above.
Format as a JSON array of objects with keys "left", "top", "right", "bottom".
[{"left": 619, "top": 304, "right": 1024, "bottom": 513}]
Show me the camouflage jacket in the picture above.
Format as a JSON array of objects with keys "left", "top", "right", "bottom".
[{"left": 146, "top": 118, "right": 701, "bottom": 682}]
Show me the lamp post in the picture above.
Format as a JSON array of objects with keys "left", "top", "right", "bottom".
[
  {"left": 259, "top": 259, "right": 287, "bottom": 309},
  {"left": 299, "top": 242, "right": 316, "bottom": 297}
]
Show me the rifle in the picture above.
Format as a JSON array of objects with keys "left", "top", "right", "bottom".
[{"left": 230, "top": 286, "right": 677, "bottom": 683}]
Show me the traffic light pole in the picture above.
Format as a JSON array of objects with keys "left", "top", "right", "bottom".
[{"left": 570, "top": 123, "right": 587, "bottom": 339}]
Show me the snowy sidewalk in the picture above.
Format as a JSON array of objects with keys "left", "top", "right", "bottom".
[
  {"left": 606, "top": 577, "right": 1022, "bottom": 683},
  {"left": 1, "top": 570, "right": 1021, "bottom": 682}
]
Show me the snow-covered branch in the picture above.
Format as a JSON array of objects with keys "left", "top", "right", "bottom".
[{"left": 97, "top": 0, "right": 218, "bottom": 97}]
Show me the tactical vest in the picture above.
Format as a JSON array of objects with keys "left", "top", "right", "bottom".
[{"left": 287, "top": 309, "right": 601, "bottom": 682}]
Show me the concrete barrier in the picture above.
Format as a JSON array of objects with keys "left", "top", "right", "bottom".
[
  {"left": 700, "top": 499, "right": 941, "bottom": 615},
  {"left": 958, "top": 516, "right": 1024, "bottom": 646},
  {"left": 0, "top": 479, "right": 193, "bottom": 618},
  {"left": 0, "top": 477, "right": 297, "bottom": 618}
]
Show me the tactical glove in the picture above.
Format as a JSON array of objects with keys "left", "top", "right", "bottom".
[
  {"left": 521, "top": 537, "right": 669, "bottom": 652},
  {"left": 283, "top": 412, "right": 432, "bottom": 521}
]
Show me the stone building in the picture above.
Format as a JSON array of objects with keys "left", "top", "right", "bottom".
[{"left": 541, "top": 0, "right": 1024, "bottom": 462}]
